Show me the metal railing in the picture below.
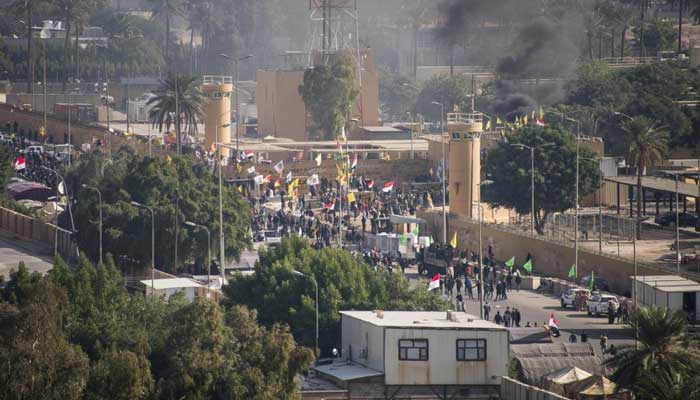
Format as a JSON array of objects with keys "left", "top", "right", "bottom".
[
  {"left": 446, "top": 112, "right": 483, "bottom": 125},
  {"left": 203, "top": 75, "right": 233, "bottom": 85}
]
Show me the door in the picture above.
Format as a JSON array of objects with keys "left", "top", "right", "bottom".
[{"left": 683, "top": 292, "right": 697, "bottom": 322}]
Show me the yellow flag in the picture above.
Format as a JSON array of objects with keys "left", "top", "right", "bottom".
[
  {"left": 523, "top": 115, "right": 528, "bottom": 125},
  {"left": 531, "top": 110, "right": 535, "bottom": 119},
  {"left": 166, "top": 155, "right": 173, "bottom": 165},
  {"left": 427, "top": 192, "right": 434, "bottom": 208},
  {"left": 450, "top": 232, "right": 457, "bottom": 249},
  {"left": 485, "top": 119, "right": 491, "bottom": 131},
  {"left": 315, "top": 153, "right": 323, "bottom": 166},
  {"left": 496, "top": 117, "right": 502, "bottom": 125},
  {"left": 539, "top": 106, "right": 545, "bottom": 120},
  {"left": 237, "top": 185, "right": 243, "bottom": 193},
  {"left": 39, "top": 126, "right": 46, "bottom": 137},
  {"left": 429, "top": 168, "right": 433, "bottom": 176},
  {"left": 347, "top": 192, "right": 356, "bottom": 203},
  {"left": 236, "top": 164, "right": 243, "bottom": 173}
]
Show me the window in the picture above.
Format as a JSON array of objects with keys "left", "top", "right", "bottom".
[
  {"left": 456, "top": 339, "right": 486, "bottom": 361},
  {"left": 399, "top": 339, "right": 428, "bottom": 361}
]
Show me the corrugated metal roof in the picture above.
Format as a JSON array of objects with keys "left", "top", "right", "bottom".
[
  {"left": 516, "top": 356, "right": 608, "bottom": 386},
  {"left": 511, "top": 343, "right": 597, "bottom": 358}
]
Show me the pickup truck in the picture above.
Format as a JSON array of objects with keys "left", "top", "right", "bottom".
[
  {"left": 560, "top": 288, "right": 591, "bottom": 309},
  {"left": 587, "top": 294, "right": 619, "bottom": 316}
]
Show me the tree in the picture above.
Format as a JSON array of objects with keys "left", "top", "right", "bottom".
[
  {"left": 224, "top": 236, "right": 448, "bottom": 354},
  {"left": 605, "top": 306, "right": 700, "bottom": 393},
  {"left": 85, "top": 350, "right": 153, "bottom": 400},
  {"left": 621, "top": 116, "right": 668, "bottom": 236},
  {"left": 634, "top": 367, "right": 700, "bottom": 400},
  {"left": 414, "top": 74, "right": 472, "bottom": 121},
  {"left": 147, "top": 73, "right": 206, "bottom": 154},
  {"left": 483, "top": 125, "right": 602, "bottom": 234},
  {"left": 147, "top": 0, "right": 182, "bottom": 66},
  {"left": 633, "top": 19, "right": 676, "bottom": 55},
  {"left": 299, "top": 52, "right": 358, "bottom": 140},
  {"left": 378, "top": 68, "right": 418, "bottom": 121}
]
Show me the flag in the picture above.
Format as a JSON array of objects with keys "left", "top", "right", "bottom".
[
  {"left": 496, "top": 117, "right": 502, "bottom": 125},
  {"left": 263, "top": 175, "right": 272, "bottom": 184},
  {"left": 382, "top": 181, "right": 394, "bottom": 193},
  {"left": 244, "top": 150, "right": 255, "bottom": 159},
  {"left": 485, "top": 119, "right": 491, "bottom": 131},
  {"left": 273, "top": 160, "right": 284, "bottom": 174},
  {"left": 253, "top": 175, "right": 264, "bottom": 185},
  {"left": 588, "top": 271, "right": 595, "bottom": 291},
  {"left": 324, "top": 201, "right": 336, "bottom": 211},
  {"left": 523, "top": 115, "right": 529, "bottom": 125},
  {"left": 247, "top": 166, "right": 256, "bottom": 174},
  {"left": 339, "top": 126, "right": 347, "bottom": 143},
  {"left": 315, "top": 153, "right": 323, "bottom": 166},
  {"left": 288, "top": 178, "right": 300, "bottom": 193},
  {"left": 429, "top": 273, "right": 440, "bottom": 291},
  {"left": 539, "top": 106, "right": 544, "bottom": 120},
  {"left": 236, "top": 164, "right": 243, "bottom": 173},
  {"left": 237, "top": 185, "right": 243, "bottom": 193},
  {"left": 504, "top": 256, "right": 515, "bottom": 269},
  {"left": 412, "top": 225, "right": 420, "bottom": 236},
  {"left": 274, "top": 179, "right": 283, "bottom": 188},
  {"left": 399, "top": 232, "right": 408, "bottom": 245},
  {"left": 427, "top": 192, "right": 434, "bottom": 208},
  {"left": 366, "top": 180, "right": 374, "bottom": 189},
  {"left": 522, "top": 259, "right": 532, "bottom": 273},
  {"left": 39, "top": 126, "right": 46, "bottom": 137},
  {"left": 14, "top": 156, "right": 25, "bottom": 171},
  {"left": 450, "top": 232, "right": 457, "bottom": 249},
  {"left": 429, "top": 168, "right": 433, "bottom": 177},
  {"left": 347, "top": 192, "right": 356, "bottom": 203},
  {"left": 568, "top": 264, "right": 576, "bottom": 279},
  {"left": 535, "top": 117, "right": 545, "bottom": 127},
  {"left": 548, "top": 313, "right": 561, "bottom": 337},
  {"left": 307, "top": 174, "right": 320, "bottom": 186},
  {"left": 286, "top": 171, "right": 293, "bottom": 183},
  {"left": 351, "top": 153, "right": 358, "bottom": 169}
]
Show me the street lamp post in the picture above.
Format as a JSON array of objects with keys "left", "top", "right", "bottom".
[
  {"left": 219, "top": 53, "right": 253, "bottom": 155},
  {"left": 477, "top": 180, "right": 493, "bottom": 319},
  {"left": 81, "top": 184, "right": 103, "bottom": 264},
  {"left": 406, "top": 112, "right": 414, "bottom": 160},
  {"left": 129, "top": 201, "right": 155, "bottom": 296},
  {"left": 293, "top": 270, "right": 319, "bottom": 354},
  {"left": 42, "top": 166, "right": 71, "bottom": 256},
  {"left": 510, "top": 143, "right": 555, "bottom": 237},
  {"left": 431, "top": 101, "right": 447, "bottom": 243},
  {"left": 582, "top": 157, "right": 604, "bottom": 255},
  {"left": 185, "top": 221, "right": 211, "bottom": 294},
  {"left": 216, "top": 123, "right": 231, "bottom": 283},
  {"left": 565, "top": 117, "right": 581, "bottom": 278}
]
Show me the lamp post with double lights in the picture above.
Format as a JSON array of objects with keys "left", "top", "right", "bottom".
[
  {"left": 509, "top": 142, "right": 556, "bottom": 236},
  {"left": 219, "top": 53, "right": 253, "bottom": 155},
  {"left": 185, "top": 221, "right": 211, "bottom": 294},
  {"left": 581, "top": 157, "right": 604, "bottom": 254},
  {"left": 431, "top": 101, "right": 447, "bottom": 243},
  {"left": 129, "top": 201, "right": 155, "bottom": 296},
  {"left": 42, "top": 166, "right": 73, "bottom": 255},
  {"left": 81, "top": 184, "right": 103, "bottom": 264},
  {"left": 293, "top": 270, "right": 319, "bottom": 354},
  {"left": 477, "top": 180, "right": 493, "bottom": 319}
]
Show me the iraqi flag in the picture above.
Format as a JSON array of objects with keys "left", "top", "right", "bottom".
[
  {"left": 535, "top": 117, "right": 545, "bottom": 127},
  {"left": 366, "top": 180, "right": 374, "bottom": 189},
  {"left": 351, "top": 154, "right": 358, "bottom": 170},
  {"left": 548, "top": 313, "right": 561, "bottom": 337},
  {"left": 428, "top": 273, "right": 440, "bottom": 291},
  {"left": 244, "top": 150, "right": 255, "bottom": 159},
  {"left": 382, "top": 181, "right": 394, "bottom": 193},
  {"left": 324, "top": 201, "right": 336, "bottom": 211},
  {"left": 14, "top": 156, "right": 25, "bottom": 171}
]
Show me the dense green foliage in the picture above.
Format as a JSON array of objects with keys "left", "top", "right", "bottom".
[
  {"left": 605, "top": 306, "right": 700, "bottom": 398},
  {"left": 483, "top": 125, "right": 601, "bottom": 234},
  {"left": 224, "top": 237, "right": 449, "bottom": 354},
  {"left": 0, "top": 256, "right": 314, "bottom": 399},
  {"left": 299, "top": 53, "right": 359, "bottom": 140},
  {"left": 378, "top": 67, "right": 419, "bottom": 121},
  {"left": 414, "top": 74, "right": 473, "bottom": 121},
  {"left": 68, "top": 149, "right": 251, "bottom": 274}
]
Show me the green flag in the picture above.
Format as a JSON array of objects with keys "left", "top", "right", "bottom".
[
  {"left": 412, "top": 225, "right": 420, "bottom": 236},
  {"left": 400, "top": 232, "right": 408, "bottom": 245},
  {"left": 522, "top": 259, "right": 532, "bottom": 273},
  {"left": 568, "top": 264, "right": 576, "bottom": 279},
  {"left": 504, "top": 256, "right": 515, "bottom": 269},
  {"left": 588, "top": 271, "right": 595, "bottom": 291}
]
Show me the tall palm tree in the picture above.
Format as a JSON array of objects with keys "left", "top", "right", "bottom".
[
  {"left": 147, "top": 74, "right": 206, "bottom": 154},
  {"left": 635, "top": 368, "right": 700, "bottom": 400},
  {"left": 605, "top": 306, "right": 700, "bottom": 391},
  {"left": 621, "top": 116, "right": 667, "bottom": 237},
  {"left": 147, "top": 0, "right": 182, "bottom": 67}
]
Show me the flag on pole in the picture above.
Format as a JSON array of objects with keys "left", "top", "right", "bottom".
[
  {"left": 247, "top": 166, "right": 256, "bottom": 174},
  {"left": 522, "top": 259, "right": 532, "bottom": 273},
  {"left": 351, "top": 153, "right": 358, "bottom": 169},
  {"left": 286, "top": 171, "right": 293, "bottom": 183},
  {"left": 382, "top": 181, "right": 394, "bottom": 192},
  {"left": 412, "top": 225, "right": 420, "bottom": 236},
  {"left": 347, "top": 192, "right": 356, "bottom": 203},
  {"left": 429, "top": 168, "right": 433, "bottom": 177},
  {"left": 429, "top": 273, "right": 441, "bottom": 291},
  {"left": 315, "top": 153, "right": 323, "bottom": 166},
  {"left": 14, "top": 156, "right": 25, "bottom": 171},
  {"left": 274, "top": 179, "right": 282, "bottom": 188},
  {"left": 324, "top": 201, "right": 336, "bottom": 211},
  {"left": 450, "top": 232, "right": 457, "bottom": 249},
  {"left": 548, "top": 313, "right": 561, "bottom": 337},
  {"left": 588, "top": 271, "right": 595, "bottom": 291},
  {"left": 263, "top": 175, "right": 272, "bottom": 184},
  {"left": 273, "top": 160, "right": 284, "bottom": 174},
  {"left": 496, "top": 117, "right": 502, "bottom": 125},
  {"left": 523, "top": 115, "right": 529, "bottom": 125},
  {"left": 399, "top": 232, "right": 408, "bottom": 245},
  {"left": 427, "top": 192, "right": 434, "bottom": 208},
  {"left": 253, "top": 175, "right": 264, "bottom": 185},
  {"left": 535, "top": 117, "right": 545, "bottom": 127},
  {"left": 539, "top": 106, "right": 545, "bottom": 120},
  {"left": 568, "top": 264, "right": 576, "bottom": 279},
  {"left": 485, "top": 119, "right": 491, "bottom": 131},
  {"left": 504, "top": 256, "right": 515, "bottom": 269},
  {"left": 306, "top": 174, "right": 320, "bottom": 186},
  {"left": 244, "top": 150, "right": 255, "bottom": 159},
  {"left": 366, "top": 180, "right": 374, "bottom": 189}
]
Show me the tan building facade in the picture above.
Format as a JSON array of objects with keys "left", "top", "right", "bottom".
[
  {"left": 448, "top": 113, "right": 484, "bottom": 219},
  {"left": 202, "top": 76, "right": 233, "bottom": 156}
]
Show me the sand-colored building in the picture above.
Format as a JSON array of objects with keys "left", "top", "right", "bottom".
[{"left": 256, "top": 49, "right": 379, "bottom": 141}]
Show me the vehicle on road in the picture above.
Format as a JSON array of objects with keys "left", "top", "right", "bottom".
[
  {"left": 580, "top": 275, "right": 610, "bottom": 292},
  {"left": 587, "top": 294, "right": 619, "bottom": 316},
  {"left": 654, "top": 211, "right": 698, "bottom": 228},
  {"left": 418, "top": 243, "right": 456, "bottom": 276},
  {"left": 23, "top": 145, "right": 44, "bottom": 155},
  {"left": 560, "top": 288, "right": 591, "bottom": 308},
  {"left": 256, "top": 230, "right": 282, "bottom": 246}
]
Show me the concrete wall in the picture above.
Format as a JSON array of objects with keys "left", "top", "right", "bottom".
[
  {"left": 383, "top": 327, "right": 509, "bottom": 386},
  {"left": 501, "top": 376, "right": 570, "bottom": 400},
  {"left": 0, "top": 206, "right": 73, "bottom": 261},
  {"left": 419, "top": 210, "right": 668, "bottom": 295},
  {"left": 341, "top": 314, "right": 385, "bottom": 372}
]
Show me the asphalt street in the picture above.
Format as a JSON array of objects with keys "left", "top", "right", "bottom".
[{"left": 0, "top": 233, "right": 53, "bottom": 279}]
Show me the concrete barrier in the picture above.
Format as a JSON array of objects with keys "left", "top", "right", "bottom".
[
  {"left": 0, "top": 206, "right": 73, "bottom": 260},
  {"left": 521, "top": 276, "right": 541, "bottom": 290}
]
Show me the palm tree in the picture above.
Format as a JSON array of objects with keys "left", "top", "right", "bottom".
[
  {"left": 605, "top": 306, "right": 700, "bottom": 391},
  {"left": 635, "top": 368, "right": 700, "bottom": 400},
  {"left": 147, "top": 0, "right": 182, "bottom": 67},
  {"left": 147, "top": 74, "right": 206, "bottom": 154},
  {"left": 621, "top": 115, "right": 667, "bottom": 237}
]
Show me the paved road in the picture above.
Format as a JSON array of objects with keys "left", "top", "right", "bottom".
[{"left": 0, "top": 233, "right": 53, "bottom": 279}]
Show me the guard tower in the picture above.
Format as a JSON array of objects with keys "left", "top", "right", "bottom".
[
  {"left": 448, "top": 112, "right": 483, "bottom": 219},
  {"left": 202, "top": 76, "right": 233, "bottom": 157}
]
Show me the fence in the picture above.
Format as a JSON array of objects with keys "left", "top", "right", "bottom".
[
  {"left": 547, "top": 212, "right": 637, "bottom": 243},
  {"left": 501, "top": 377, "right": 570, "bottom": 400},
  {"left": 0, "top": 206, "right": 75, "bottom": 261}
]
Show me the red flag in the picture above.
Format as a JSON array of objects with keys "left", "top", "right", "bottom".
[
  {"left": 351, "top": 153, "right": 358, "bottom": 169},
  {"left": 535, "top": 117, "right": 545, "bottom": 127},
  {"left": 548, "top": 313, "right": 558, "bottom": 328},
  {"left": 14, "top": 156, "right": 25, "bottom": 171},
  {"left": 366, "top": 180, "right": 374, "bottom": 189},
  {"left": 429, "top": 273, "right": 440, "bottom": 291},
  {"left": 324, "top": 201, "right": 336, "bottom": 211},
  {"left": 382, "top": 181, "right": 394, "bottom": 193}
]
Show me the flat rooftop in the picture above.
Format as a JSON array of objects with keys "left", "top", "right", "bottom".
[
  {"left": 239, "top": 138, "right": 429, "bottom": 153},
  {"left": 605, "top": 175, "right": 700, "bottom": 198},
  {"left": 140, "top": 277, "right": 204, "bottom": 290},
  {"left": 340, "top": 311, "right": 507, "bottom": 330},
  {"left": 633, "top": 275, "right": 700, "bottom": 292}
]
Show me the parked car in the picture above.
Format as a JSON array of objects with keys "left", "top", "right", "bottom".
[
  {"left": 587, "top": 294, "right": 619, "bottom": 316},
  {"left": 654, "top": 211, "right": 698, "bottom": 228},
  {"left": 580, "top": 276, "right": 610, "bottom": 292},
  {"left": 560, "top": 288, "right": 591, "bottom": 309},
  {"left": 23, "top": 145, "right": 44, "bottom": 155}
]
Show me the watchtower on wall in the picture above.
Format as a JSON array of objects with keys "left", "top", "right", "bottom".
[
  {"left": 202, "top": 76, "right": 233, "bottom": 157},
  {"left": 448, "top": 112, "right": 483, "bottom": 219}
]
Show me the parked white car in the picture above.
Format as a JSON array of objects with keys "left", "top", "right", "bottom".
[
  {"left": 23, "top": 145, "right": 44, "bottom": 155},
  {"left": 587, "top": 294, "right": 619, "bottom": 316},
  {"left": 560, "top": 288, "right": 591, "bottom": 309}
]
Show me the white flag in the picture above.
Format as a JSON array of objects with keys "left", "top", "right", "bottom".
[
  {"left": 274, "top": 160, "right": 284, "bottom": 174},
  {"left": 306, "top": 174, "right": 320, "bottom": 186},
  {"left": 253, "top": 175, "right": 264, "bottom": 185},
  {"left": 315, "top": 153, "right": 323, "bottom": 166},
  {"left": 286, "top": 171, "right": 293, "bottom": 183},
  {"left": 247, "top": 166, "right": 256, "bottom": 174}
]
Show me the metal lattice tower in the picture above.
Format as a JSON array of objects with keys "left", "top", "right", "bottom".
[{"left": 307, "top": 0, "right": 360, "bottom": 66}]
